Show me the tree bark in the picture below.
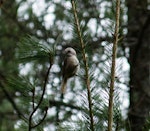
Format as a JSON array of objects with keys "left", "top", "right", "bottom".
[{"left": 127, "top": 0, "right": 150, "bottom": 130}]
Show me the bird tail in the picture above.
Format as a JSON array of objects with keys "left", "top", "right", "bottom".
[{"left": 61, "top": 78, "right": 67, "bottom": 94}]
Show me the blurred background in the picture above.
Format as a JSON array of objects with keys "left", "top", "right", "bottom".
[{"left": 0, "top": 0, "right": 149, "bottom": 130}]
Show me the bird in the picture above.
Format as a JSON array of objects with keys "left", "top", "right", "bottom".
[{"left": 61, "top": 47, "right": 79, "bottom": 94}]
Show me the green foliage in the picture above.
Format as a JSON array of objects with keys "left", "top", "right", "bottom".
[
  {"left": 18, "top": 36, "right": 55, "bottom": 64},
  {"left": 0, "top": 0, "right": 129, "bottom": 130}
]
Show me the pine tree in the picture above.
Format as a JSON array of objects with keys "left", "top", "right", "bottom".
[{"left": 0, "top": 0, "right": 149, "bottom": 130}]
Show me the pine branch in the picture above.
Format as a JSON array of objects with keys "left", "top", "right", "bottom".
[
  {"left": 18, "top": 35, "right": 57, "bottom": 130},
  {"left": 108, "top": 0, "right": 120, "bottom": 131},
  {"left": 0, "top": 74, "right": 27, "bottom": 122},
  {"left": 71, "top": 0, "right": 94, "bottom": 131},
  {"left": 28, "top": 63, "right": 53, "bottom": 131},
  {"left": 0, "top": 83, "right": 27, "bottom": 121}
]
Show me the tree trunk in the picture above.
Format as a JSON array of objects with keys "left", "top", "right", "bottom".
[{"left": 127, "top": 0, "right": 150, "bottom": 130}]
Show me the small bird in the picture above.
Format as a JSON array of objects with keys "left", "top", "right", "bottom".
[{"left": 61, "top": 47, "right": 79, "bottom": 94}]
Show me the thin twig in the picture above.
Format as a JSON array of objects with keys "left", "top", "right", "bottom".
[
  {"left": 71, "top": 1, "right": 94, "bottom": 131},
  {"left": 28, "top": 63, "right": 52, "bottom": 131},
  {"left": 108, "top": 0, "right": 120, "bottom": 131},
  {"left": 31, "top": 107, "right": 48, "bottom": 128}
]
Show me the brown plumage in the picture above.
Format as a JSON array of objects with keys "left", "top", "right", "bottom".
[{"left": 61, "top": 47, "right": 79, "bottom": 94}]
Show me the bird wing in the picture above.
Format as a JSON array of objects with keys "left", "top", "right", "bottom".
[{"left": 62, "top": 56, "right": 79, "bottom": 79}]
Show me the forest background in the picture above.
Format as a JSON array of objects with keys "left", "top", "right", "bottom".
[{"left": 0, "top": 0, "right": 149, "bottom": 131}]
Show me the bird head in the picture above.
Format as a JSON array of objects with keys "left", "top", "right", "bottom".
[{"left": 63, "top": 47, "right": 77, "bottom": 56}]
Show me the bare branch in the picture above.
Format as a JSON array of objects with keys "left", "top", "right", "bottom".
[{"left": 28, "top": 63, "right": 52, "bottom": 131}]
